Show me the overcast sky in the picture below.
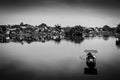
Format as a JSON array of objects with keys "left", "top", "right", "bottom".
[{"left": 0, "top": 0, "right": 120, "bottom": 27}]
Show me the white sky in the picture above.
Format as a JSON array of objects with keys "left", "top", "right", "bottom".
[{"left": 0, "top": 5, "right": 120, "bottom": 27}]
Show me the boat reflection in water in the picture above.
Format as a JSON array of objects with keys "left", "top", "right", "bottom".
[{"left": 84, "top": 50, "right": 98, "bottom": 75}]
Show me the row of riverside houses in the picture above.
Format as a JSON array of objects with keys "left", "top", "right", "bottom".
[{"left": 0, "top": 22, "right": 120, "bottom": 43}]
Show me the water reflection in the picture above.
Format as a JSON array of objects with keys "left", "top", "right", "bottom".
[
  {"left": 1, "top": 33, "right": 120, "bottom": 50},
  {"left": 0, "top": 34, "right": 84, "bottom": 45},
  {"left": 64, "top": 36, "right": 84, "bottom": 44},
  {"left": 84, "top": 68, "right": 98, "bottom": 75},
  {"left": 102, "top": 35, "right": 110, "bottom": 41},
  {"left": 1, "top": 35, "right": 120, "bottom": 80}
]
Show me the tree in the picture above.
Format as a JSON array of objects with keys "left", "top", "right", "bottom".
[
  {"left": 102, "top": 25, "right": 111, "bottom": 31},
  {"left": 38, "top": 23, "right": 48, "bottom": 30},
  {"left": 40, "top": 23, "right": 47, "bottom": 27},
  {"left": 68, "top": 25, "right": 83, "bottom": 37},
  {"left": 55, "top": 24, "right": 61, "bottom": 32},
  {"left": 55, "top": 24, "right": 61, "bottom": 29},
  {"left": 20, "top": 22, "right": 24, "bottom": 26},
  {"left": 116, "top": 24, "right": 120, "bottom": 34},
  {"left": 74, "top": 25, "right": 83, "bottom": 32}
]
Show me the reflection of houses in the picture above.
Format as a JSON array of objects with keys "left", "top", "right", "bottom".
[
  {"left": 65, "top": 35, "right": 84, "bottom": 44},
  {"left": 101, "top": 31, "right": 110, "bottom": 40},
  {"left": 102, "top": 31, "right": 109, "bottom": 35}
]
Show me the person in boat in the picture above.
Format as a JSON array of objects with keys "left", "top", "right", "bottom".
[
  {"left": 87, "top": 52, "right": 95, "bottom": 60},
  {"left": 86, "top": 52, "right": 96, "bottom": 69}
]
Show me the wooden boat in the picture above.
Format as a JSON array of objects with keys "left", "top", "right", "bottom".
[{"left": 86, "top": 52, "right": 96, "bottom": 69}]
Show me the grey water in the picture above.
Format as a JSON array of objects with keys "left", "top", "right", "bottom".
[{"left": 0, "top": 37, "right": 120, "bottom": 80}]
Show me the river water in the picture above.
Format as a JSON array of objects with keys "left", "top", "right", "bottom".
[{"left": 0, "top": 37, "right": 120, "bottom": 80}]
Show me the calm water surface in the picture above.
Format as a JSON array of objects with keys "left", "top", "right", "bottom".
[{"left": 0, "top": 37, "right": 120, "bottom": 80}]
